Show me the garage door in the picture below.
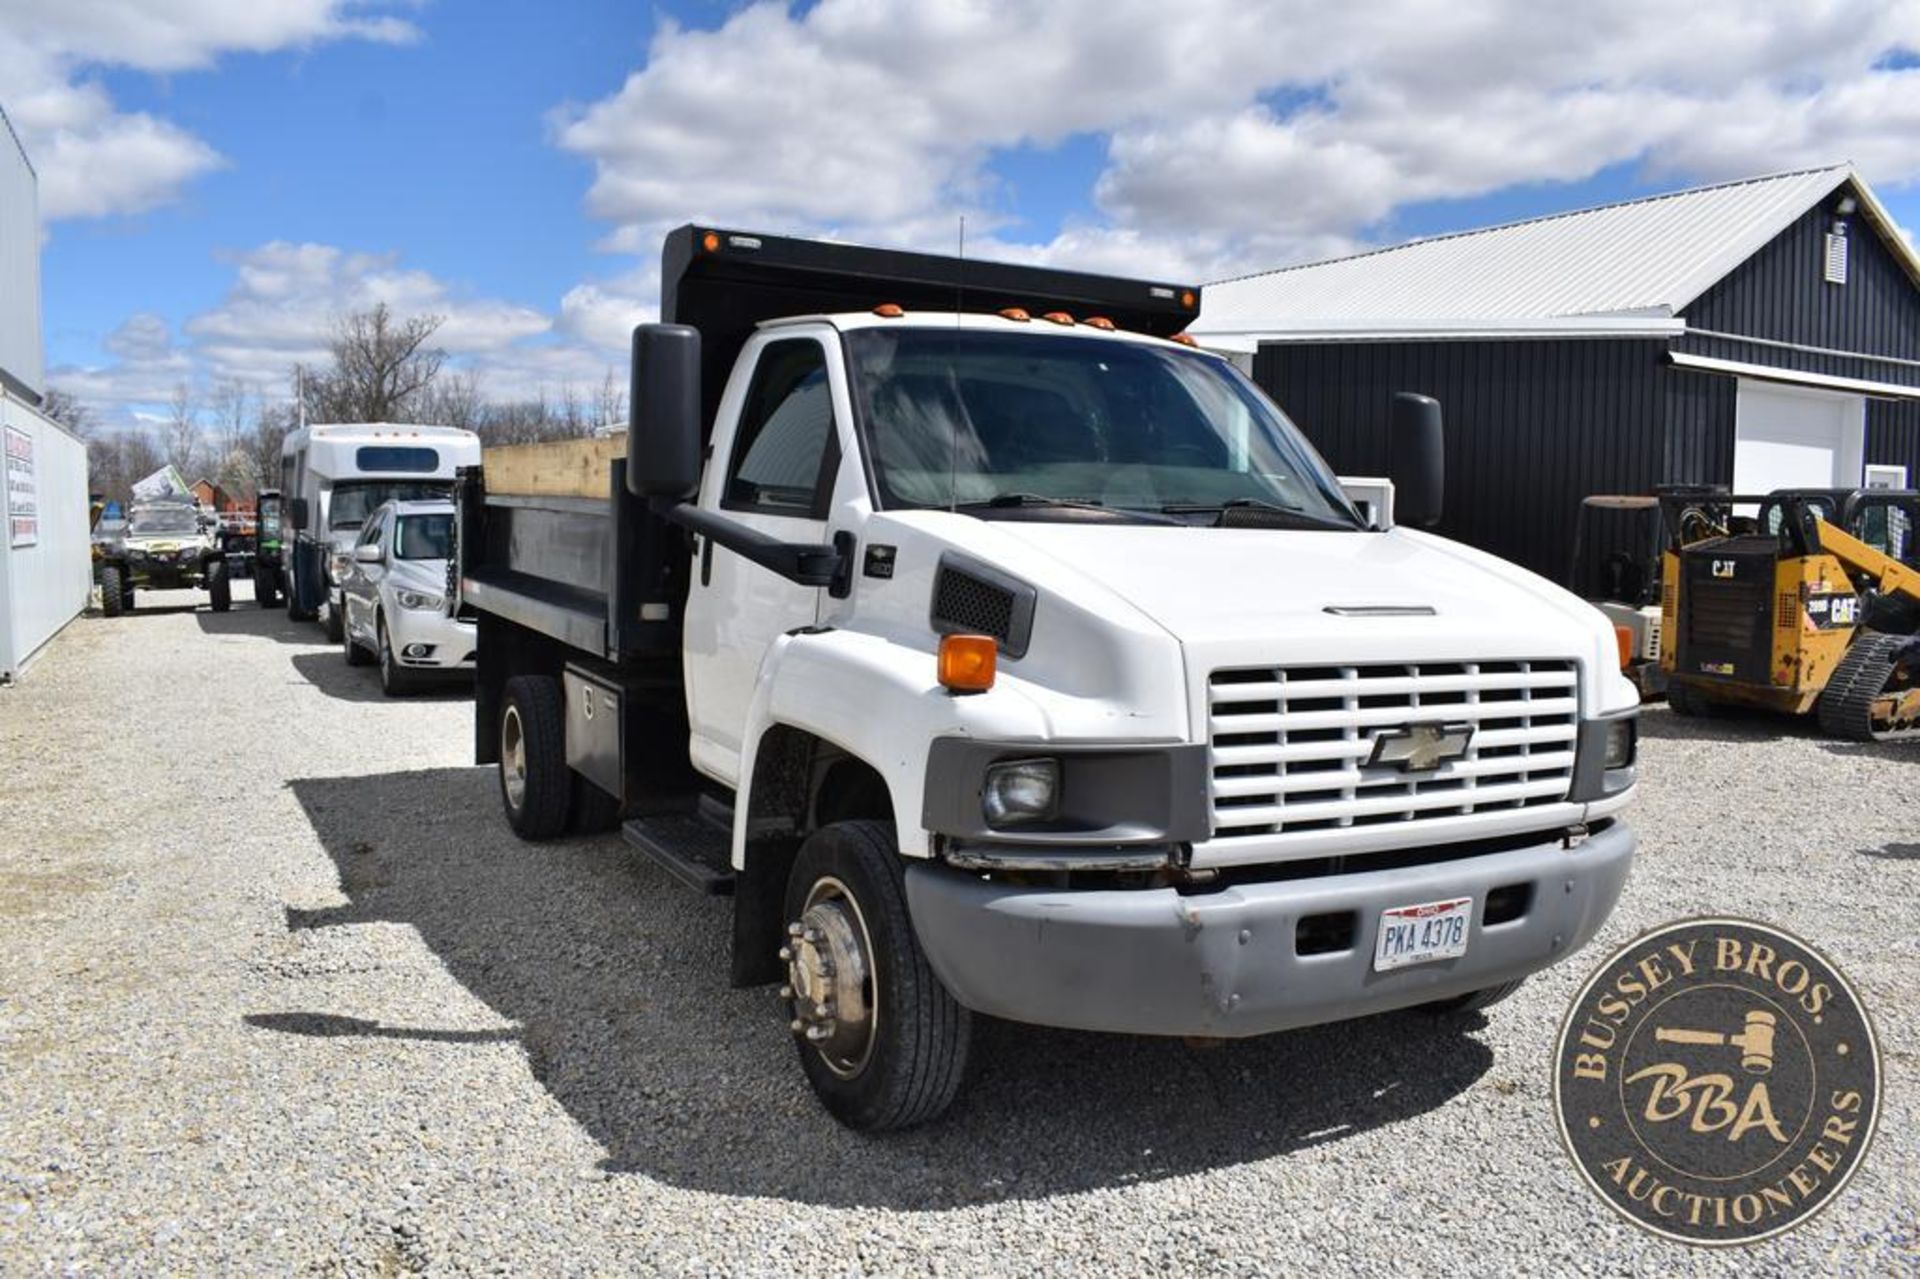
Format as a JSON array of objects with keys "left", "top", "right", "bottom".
[{"left": 1732, "top": 380, "right": 1865, "bottom": 494}]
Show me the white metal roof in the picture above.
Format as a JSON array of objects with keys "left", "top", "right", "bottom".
[{"left": 1194, "top": 165, "right": 1918, "bottom": 342}]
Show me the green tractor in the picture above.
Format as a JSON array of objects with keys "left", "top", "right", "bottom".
[
  {"left": 252, "top": 488, "right": 286, "bottom": 608},
  {"left": 96, "top": 498, "right": 232, "bottom": 616}
]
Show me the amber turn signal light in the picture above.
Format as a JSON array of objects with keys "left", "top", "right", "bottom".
[
  {"left": 872, "top": 302, "right": 905, "bottom": 318},
  {"left": 1614, "top": 625, "right": 1633, "bottom": 670},
  {"left": 938, "top": 634, "right": 997, "bottom": 694},
  {"left": 701, "top": 231, "right": 721, "bottom": 253}
]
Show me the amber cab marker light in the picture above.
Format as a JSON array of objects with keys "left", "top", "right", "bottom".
[
  {"left": 701, "top": 231, "right": 721, "bottom": 253},
  {"left": 873, "top": 303, "right": 905, "bottom": 318},
  {"left": 1083, "top": 316, "right": 1116, "bottom": 331},
  {"left": 1614, "top": 625, "right": 1634, "bottom": 671},
  {"left": 1180, "top": 289, "right": 1198, "bottom": 309},
  {"left": 998, "top": 307, "right": 1031, "bottom": 322},
  {"left": 1170, "top": 332, "right": 1199, "bottom": 347},
  {"left": 1042, "top": 311, "right": 1075, "bottom": 326},
  {"left": 938, "top": 634, "right": 997, "bottom": 694}
]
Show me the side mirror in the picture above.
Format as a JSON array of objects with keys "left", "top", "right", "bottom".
[
  {"left": 1389, "top": 392, "right": 1444, "bottom": 529},
  {"left": 626, "top": 323, "right": 703, "bottom": 501},
  {"left": 289, "top": 497, "right": 310, "bottom": 531},
  {"left": 353, "top": 543, "right": 382, "bottom": 564}
]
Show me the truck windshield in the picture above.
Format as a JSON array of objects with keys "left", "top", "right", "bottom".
[
  {"left": 329, "top": 481, "right": 450, "bottom": 529},
  {"left": 394, "top": 513, "right": 454, "bottom": 561},
  {"left": 844, "top": 328, "right": 1359, "bottom": 526}
]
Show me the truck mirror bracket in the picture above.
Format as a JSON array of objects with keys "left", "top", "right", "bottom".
[{"left": 657, "top": 501, "right": 846, "bottom": 590}]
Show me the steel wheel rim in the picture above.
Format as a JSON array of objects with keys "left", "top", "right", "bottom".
[
  {"left": 501, "top": 704, "right": 527, "bottom": 810},
  {"left": 788, "top": 874, "right": 879, "bottom": 1079}
]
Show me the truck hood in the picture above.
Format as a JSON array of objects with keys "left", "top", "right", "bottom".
[{"left": 983, "top": 522, "right": 1616, "bottom": 672}]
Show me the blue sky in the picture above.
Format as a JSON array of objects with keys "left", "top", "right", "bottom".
[{"left": 8, "top": 1, "right": 1918, "bottom": 425}]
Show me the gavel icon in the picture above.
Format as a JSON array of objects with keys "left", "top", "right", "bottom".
[{"left": 1654, "top": 1009, "right": 1777, "bottom": 1075}]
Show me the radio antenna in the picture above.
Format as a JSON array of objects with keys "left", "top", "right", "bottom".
[{"left": 949, "top": 215, "right": 965, "bottom": 514}]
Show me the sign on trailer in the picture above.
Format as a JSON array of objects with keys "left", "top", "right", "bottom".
[{"left": 5, "top": 424, "right": 35, "bottom": 547}]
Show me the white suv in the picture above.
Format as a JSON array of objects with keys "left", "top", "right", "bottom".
[{"left": 339, "top": 498, "right": 475, "bottom": 695}]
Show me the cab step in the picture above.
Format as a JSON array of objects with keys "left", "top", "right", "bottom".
[{"left": 622, "top": 809, "right": 735, "bottom": 896}]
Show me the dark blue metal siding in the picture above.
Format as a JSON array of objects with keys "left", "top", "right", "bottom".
[
  {"left": 1256, "top": 339, "right": 1668, "bottom": 581},
  {"left": 1680, "top": 201, "right": 1920, "bottom": 375}
]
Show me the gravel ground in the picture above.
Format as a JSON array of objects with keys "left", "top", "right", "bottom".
[{"left": 1, "top": 586, "right": 1914, "bottom": 1274}]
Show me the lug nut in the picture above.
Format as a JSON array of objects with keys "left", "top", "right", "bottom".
[
  {"left": 787, "top": 922, "right": 804, "bottom": 937},
  {"left": 777, "top": 947, "right": 792, "bottom": 962},
  {"left": 814, "top": 1002, "right": 831, "bottom": 1019},
  {"left": 803, "top": 926, "right": 822, "bottom": 944},
  {"left": 789, "top": 1019, "right": 805, "bottom": 1035},
  {"left": 778, "top": 985, "right": 794, "bottom": 1000},
  {"left": 805, "top": 1025, "right": 829, "bottom": 1041}
]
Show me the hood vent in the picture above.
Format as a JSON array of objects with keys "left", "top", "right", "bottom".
[{"left": 930, "top": 553, "right": 1037, "bottom": 658}]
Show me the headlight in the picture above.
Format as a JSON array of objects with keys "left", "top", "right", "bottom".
[
  {"left": 329, "top": 551, "right": 353, "bottom": 583},
  {"left": 1602, "top": 717, "right": 1637, "bottom": 770},
  {"left": 982, "top": 757, "right": 1059, "bottom": 827},
  {"left": 396, "top": 589, "right": 444, "bottom": 611}
]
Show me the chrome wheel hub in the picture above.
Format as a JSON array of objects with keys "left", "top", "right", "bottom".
[
  {"left": 780, "top": 876, "right": 876, "bottom": 1077},
  {"left": 501, "top": 705, "right": 527, "bottom": 810}
]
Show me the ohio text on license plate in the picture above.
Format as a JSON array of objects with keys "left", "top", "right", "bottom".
[{"left": 1374, "top": 897, "right": 1473, "bottom": 971}]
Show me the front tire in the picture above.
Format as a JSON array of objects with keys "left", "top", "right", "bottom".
[
  {"left": 498, "top": 674, "right": 571, "bottom": 840},
  {"left": 207, "top": 559, "right": 231, "bottom": 612},
  {"left": 782, "top": 820, "right": 971, "bottom": 1131},
  {"left": 254, "top": 565, "right": 279, "bottom": 608},
  {"left": 343, "top": 608, "right": 372, "bottom": 666},
  {"left": 377, "top": 616, "right": 415, "bottom": 695},
  {"left": 322, "top": 597, "right": 344, "bottom": 643},
  {"left": 101, "top": 567, "right": 124, "bottom": 617}
]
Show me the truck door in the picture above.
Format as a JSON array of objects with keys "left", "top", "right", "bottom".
[{"left": 684, "top": 334, "right": 842, "bottom": 782}]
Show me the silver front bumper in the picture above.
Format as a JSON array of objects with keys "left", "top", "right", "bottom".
[
  {"left": 384, "top": 605, "right": 476, "bottom": 670},
  {"left": 904, "top": 821, "right": 1633, "bottom": 1038}
]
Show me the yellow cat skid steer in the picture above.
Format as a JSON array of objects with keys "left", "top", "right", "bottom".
[{"left": 1658, "top": 488, "right": 1920, "bottom": 741}]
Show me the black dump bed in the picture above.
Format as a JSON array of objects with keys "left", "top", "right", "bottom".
[{"left": 459, "top": 225, "right": 1204, "bottom": 661}]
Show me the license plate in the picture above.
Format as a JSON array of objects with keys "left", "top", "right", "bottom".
[{"left": 1374, "top": 897, "right": 1473, "bottom": 971}]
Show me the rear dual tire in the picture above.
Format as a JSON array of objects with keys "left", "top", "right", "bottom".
[{"left": 498, "top": 674, "right": 571, "bottom": 840}]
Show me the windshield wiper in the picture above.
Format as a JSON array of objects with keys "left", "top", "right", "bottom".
[
  {"left": 1158, "top": 498, "right": 1356, "bottom": 530},
  {"left": 954, "top": 493, "right": 1181, "bottom": 525}
]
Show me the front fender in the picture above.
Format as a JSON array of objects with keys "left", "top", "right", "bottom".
[{"left": 733, "top": 628, "right": 1059, "bottom": 865}]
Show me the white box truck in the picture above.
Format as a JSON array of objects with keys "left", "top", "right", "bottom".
[{"left": 455, "top": 227, "right": 1639, "bottom": 1130}]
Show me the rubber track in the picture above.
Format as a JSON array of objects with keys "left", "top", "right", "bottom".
[{"left": 1816, "top": 632, "right": 1910, "bottom": 742}]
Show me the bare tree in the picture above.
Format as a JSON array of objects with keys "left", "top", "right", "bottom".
[
  {"left": 86, "top": 428, "right": 165, "bottom": 506},
  {"left": 40, "top": 387, "right": 96, "bottom": 436},
  {"left": 249, "top": 402, "right": 294, "bottom": 495},
  {"left": 162, "top": 383, "right": 202, "bottom": 479},
  {"left": 303, "top": 303, "right": 447, "bottom": 423},
  {"left": 596, "top": 367, "right": 626, "bottom": 430},
  {"left": 414, "top": 368, "right": 485, "bottom": 431}
]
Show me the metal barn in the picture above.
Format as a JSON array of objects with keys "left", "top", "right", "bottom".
[{"left": 1194, "top": 166, "right": 1920, "bottom": 584}]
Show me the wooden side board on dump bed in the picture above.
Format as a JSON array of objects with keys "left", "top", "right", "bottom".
[{"left": 479, "top": 436, "right": 629, "bottom": 499}]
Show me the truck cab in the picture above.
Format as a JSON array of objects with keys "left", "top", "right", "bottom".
[{"left": 460, "top": 227, "right": 1640, "bottom": 1130}]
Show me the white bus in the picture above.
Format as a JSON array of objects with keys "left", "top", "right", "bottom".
[{"left": 277, "top": 422, "right": 482, "bottom": 639}]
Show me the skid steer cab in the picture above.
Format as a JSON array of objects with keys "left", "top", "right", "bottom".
[{"left": 1658, "top": 487, "right": 1920, "bottom": 739}]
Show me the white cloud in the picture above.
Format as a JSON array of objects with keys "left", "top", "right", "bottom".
[
  {"left": 554, "top": 0, "right": 1920, "bottom": 288},
  {"left": 1, "top": 2, "right": 419, "bottom": 220},
  {"left": 51, "top": 240, "right": 611, "bottom": 422}
]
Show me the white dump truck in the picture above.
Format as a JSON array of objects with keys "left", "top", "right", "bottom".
[{"left": 455, "top": 227, "right": 1639, "bottom": 1130}]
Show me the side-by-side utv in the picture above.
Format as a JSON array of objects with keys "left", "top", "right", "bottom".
[{"left": 1658, "top": 487, "right": 1920, "bottom": 740}]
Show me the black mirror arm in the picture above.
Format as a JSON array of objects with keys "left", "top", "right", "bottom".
[{"left": 656, "top": 501, "right": 846, "bottom": 589}]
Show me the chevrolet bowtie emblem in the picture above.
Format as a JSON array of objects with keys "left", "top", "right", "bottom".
[{"left": 1368, "top": 722, "right": 1474, "bottom": 772}]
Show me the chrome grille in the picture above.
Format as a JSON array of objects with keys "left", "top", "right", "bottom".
[{"left": 1207, "top": 660, "right": 1579, "bottom": 840}]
